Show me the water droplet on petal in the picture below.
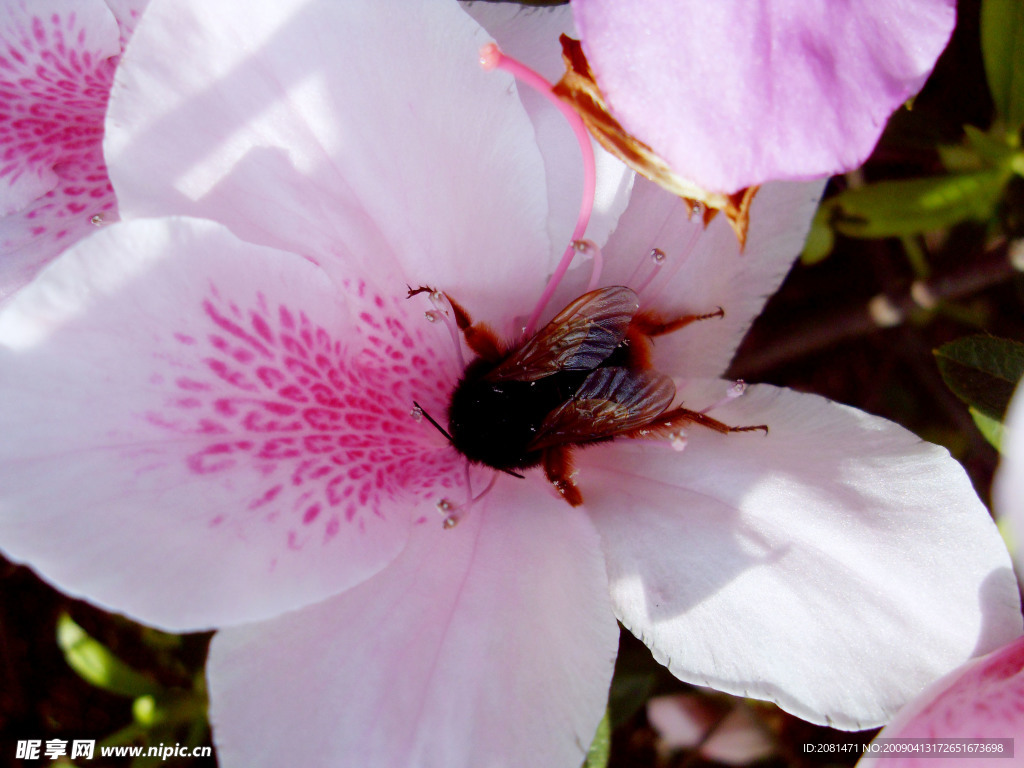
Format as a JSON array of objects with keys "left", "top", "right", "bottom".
[
  {"left": 729, "top": 380, "right": 747, "bottom": 398},
  {"left": 90, "top": 214, "right": 104, "bottom": 226},
  {"left": 650, "top": 247, "right": 666, "bottom": 264},
  {"left": 669, "top": 431, "right": 688, "bottom": 452},
  {"left": 410, "top": 405, "right": 423, "bottom": 421},
  {"left": 443, "top": 514, "right": 460, "bottom": 529},
  {"left": 424, "top": 310, "right": 441, "bottom": 323},
  {"left": 436, "top": 498, "right": 454, "bottom": 514}
]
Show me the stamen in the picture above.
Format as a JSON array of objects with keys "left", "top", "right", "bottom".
[
  {"left": 480, "top": 43, "right": 596, "bottom": 337},
  {"left": 627, "top": 247, "right": 667, "bottom": 296},
  {"left": 436, "top": 469, "right": 501, "bottom": 530},
  {"left": 640, "top": 221, "right": 702, "bottom": 304},
  {"left": 700, "top": 380, "right": 749, "bottom": 414},
  {"left": 573, "top": 239, "right": 604, "bottom": 292},
  {"left": 419, "top": 293, "right": 465, "bottom": 369},
  {"left": 471, "top": 471, "right": 499, "bottom": 503}
]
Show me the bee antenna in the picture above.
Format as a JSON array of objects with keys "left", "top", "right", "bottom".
[
  {"left": 413, "top": 401, "right": 453, "bottom": 443},
  {"left": 413, "top": 401, "right": 525, "bottom": 480}
]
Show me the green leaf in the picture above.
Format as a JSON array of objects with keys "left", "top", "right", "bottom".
[
  {"left": 981, "top": 0, "right": 1024, "bottom": 129},
  {"left": 56, "top": 614, "right": 164, "bottom": 699},
  {"left": 938, "top": 143, "right": 985, "bottom": 173},
  {"left": 800, "top": 204, "right": 835, "bottom": 264},
  {"left": 830, "top": 170, "right": 1009, "bottom": 238},
  {"left": 607, "top": 671, "right": 657, "bottom": 728},
  {"left": 934, "top": 336, "right": 1024, "bottom": 420},
  {"left": 970, "top": 407, "right": 1006, "bottom": 451},
  {"left": 583, "top": 710, "right": 612, "bottom": 768},
  {"left": 964, "top": 125, "right": 1019, "bottom": 166}
]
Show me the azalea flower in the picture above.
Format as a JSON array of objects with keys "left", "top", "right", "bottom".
[
  {"left": 568, "top": 0, "right": 957, "bottom": 194},
  {"left": 0, "top": 0, "right": 148, "bottom": 304},
  {"left": 0, "top": 1, "right": 1019, "bottom": 767}
]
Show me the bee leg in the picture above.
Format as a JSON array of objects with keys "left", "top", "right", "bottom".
[
  {"left": 543, "top": 446, "right": 583, "bottom": 506},
  {"left": 631, "top": 307, "right": 725, "bottom": 338},
  {"left": 629, "top": 407, "right": 768, "bottom": 438},
  {"left": 407, "top": 285, "right": 502, "bottom": 362}
]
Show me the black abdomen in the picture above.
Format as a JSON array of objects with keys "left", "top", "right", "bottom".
[{"left": 447, "top": 359, "right": 588, "bottom": 470}]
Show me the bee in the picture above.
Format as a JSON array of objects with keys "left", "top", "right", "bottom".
[{"left": 410, "top": 285, "right": 766, "bottom": 506}]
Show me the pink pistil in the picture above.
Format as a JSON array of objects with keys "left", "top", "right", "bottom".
[{"left": 480, "top": 43, "right": 596, "bottom": 336}]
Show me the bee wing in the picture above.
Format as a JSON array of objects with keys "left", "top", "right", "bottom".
[
  {"left": 528, "top": 367, "right": 675, "bottom": 450},
  {"left": 487, "top": 286, "right": 639, "bottom": 382}
]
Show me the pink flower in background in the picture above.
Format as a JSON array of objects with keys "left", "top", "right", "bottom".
[
  {"left": 0, "top": 1, "right": 1018, "bottom": 767},
  {"left": 570, "top": 0, "right": 956, "bottom": 193},
  {"left": 0, "top": 0, "right": 148, "bottom": 304},
  {"left": 857, "top": 637, "right": 1024, "bottom": 767}
]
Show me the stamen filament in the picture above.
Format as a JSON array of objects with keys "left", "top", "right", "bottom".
[
  {"left": 574, "top": 239, "right": 604, "bottom": 292},
  {"left": 480, "top": 43, "right": 596, "bottom": 336},
  {"left": 430, "top": 291, "right": 466, "bottom": 370}
]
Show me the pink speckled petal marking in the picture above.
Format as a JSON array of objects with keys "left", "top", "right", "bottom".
[
  {"left": 209, "top": 485, "right": 619, "bottom": 768},
  {"left": 0, "top": 217, "right": 461, "bottom": 631},
  {"left": 580, "top": 380, "right": 1022, "bottom": 729},
  {"left": 572, "top": 0, "right": 955, "bottom": 192},
  {"left": 106, "top": 0, "right": 551, "bottom": 330},
  {"left": 100, "top": 0, "right": 149, "bottom": 45},
  {"left": 0, "top": 0, "right": 138, "bottom": 301},
  {"left": 859, "top": 636, "right": 1024, "bottom": 768}
]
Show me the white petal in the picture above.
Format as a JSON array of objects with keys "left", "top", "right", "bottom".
[
  {"left": 554, "top": 179, "right": 824, "bottom": 378},
  {"left": 995, "top": 382, "right": 1024, "bottom": 563},
  {"left": 209, "top": 478, "right": 619, "bottom": 768},
  {"left": 106, "top": 0, "right": 551, "bottom": 330},
  {"left": 579, "top": 381, "right": 1022, "bottom": 728},
  {"left": 0, "top": 217, "right": 462, "bottom": 630}
]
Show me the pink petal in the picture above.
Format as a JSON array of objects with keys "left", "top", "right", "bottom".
[
  {"left": 106, "top": 0, "right": 553, "bottom": 330},
  {"left": 550, "top": 178, "right": 824, "bottom": 380},
  {"left": 572, "top": 0, "right": 956, "bottom": 192},
  {"left": 0, "top": 0, "right": 131, "bottom": 301},
  {"left": 859, "top": 636, "right": 1024, "bottom": 768},
  {"left": 647, "top": 694, "right": 718, "bottom": 749},
  {"left": 649, "top": 694, "right": 775, "bottom": 765},
  {"left": 579, "top": 381, "right": 1022, "bottom": 728},
  {"left": 208, "top": 481, "right": 618, "bottom": 768},
  {"left": 0, "top": 217, "right": 463, "bottom": 630}
]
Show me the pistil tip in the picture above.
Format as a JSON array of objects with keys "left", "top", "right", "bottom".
[{"left": 479, "top": 42, "right": 501, "bottom": 71}]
